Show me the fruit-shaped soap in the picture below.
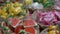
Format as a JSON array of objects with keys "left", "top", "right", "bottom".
[
  {"left": 15, "top": 25, "right": 24, "bottom": 34},
  {"left": 24, "top": 19, "right": 37, "bottom": 27},
  {"left": 25, "top": 27, "right": 36, "bottom": 34},
  {"left": 7, "top": 18, "right": 21, "bottom": 28}
]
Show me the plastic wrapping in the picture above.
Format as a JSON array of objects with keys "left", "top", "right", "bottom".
[
  {"left": 36, "top": 9, "right": 60, "bottom": 28},
  {"left": 54, "top": 0, "right": 60, "bottom": 10}
]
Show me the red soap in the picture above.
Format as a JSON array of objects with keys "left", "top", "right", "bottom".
[
  {"left": 9, "top": 18, "right": 21, "bottom": 28},
  {"left": 24, "top": 19, "right": 37, "bottom": 27},
  {"left": 25, "top": 27, "right": 36, "bottom": 34},
  {"left": 15, "top": 25, "right": 24, "bottom": 34}
]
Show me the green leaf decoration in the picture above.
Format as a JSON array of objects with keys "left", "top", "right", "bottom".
[
  {"left": 20, "top": 30, "right": 25, "bottom": 33},
  {"left": 4, "top": 32, "right": 10, "bottom": 34},
  {"left": 3, "top": 27, "right": 9, "bottom": 31},
  {"left": 19, "top": 30, "right": 25, "bottom": 34},
  {"left": 33, "top": 0, "right": 55, "bottom": 8},
  {"left": 17, "top": 12, "right": 23, "bottom": 16},
  {"left": 19, "top": 30, "right": 29, "bottom": 34},
  {"left": 33, "top": 0, "right": 43, "bottom": 3},
  {"left": 0, "top": 26, "right": 10, "bottom": 34},
  {"left": 13, "top": 5, "right": 16, "bottom": 8},
  {"left": 6, "top": 7, "right": 9, "bottom": 11},
  {"left": 23, "top": 14, "right": 26, "bottom": 16},
  {"left": 8, "top": 14, "right": 14, "bottom": 18},
  {"left": 43, "top": 0, "right": 55, "bottom": 8},
  {"left": 22, "top": 6, "right": 27, "bottom": 10},
  {"left": 44, "top": 1, "right": 54, "bottom": 8},
  {"left": 39, "top": 0, "right": 43, "bottom": 3},
  {"left": 9, "top": 15, "right": 14, "bottom": 18},
  {"left": 33, "top": 0, "right": 38, "bottom": 2}
]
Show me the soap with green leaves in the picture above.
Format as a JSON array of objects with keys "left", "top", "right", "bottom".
[{"left": 19, "top": 30, "right": 29, "bottom": 34}]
